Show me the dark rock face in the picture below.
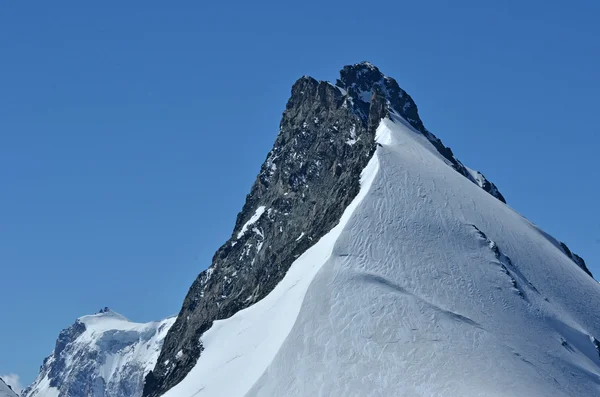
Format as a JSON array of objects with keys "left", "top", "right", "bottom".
[
  {"left": 559, "top": 241, "right": 593, "bottom": 278},
  {"left": 143, "top": 62, "right": 509, "bottom": 397}
]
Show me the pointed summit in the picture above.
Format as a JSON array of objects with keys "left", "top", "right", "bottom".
[{"left": 337, "top": 62, "right": 506, "bottom": 203}]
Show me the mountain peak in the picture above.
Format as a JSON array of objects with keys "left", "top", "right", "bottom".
[
  {"left": 338, "top": 62, "right": 506, "bottom": 203},
  {"left": 144, "top": 64, "right": 598, "bottom": 397},
  {"left": 144, "top": 63, "right": 509, "bottom": 397}
]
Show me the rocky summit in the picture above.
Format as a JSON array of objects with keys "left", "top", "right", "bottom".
[{"left": 143, "top": 62, "right": 506, "bottom": 397}]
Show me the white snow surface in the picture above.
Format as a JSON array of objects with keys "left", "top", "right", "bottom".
[
  {"left": 24, "top": 310, "right": 175, "bottom": 397},
  {"left": 0, "top": 379, "right": 18, "bottom": 397},
  {"left": 165, "top": 115, "right": 600, "bottom": 397},
  {"left": 236, "top": 206, "right": 267, "bottom": 239}
]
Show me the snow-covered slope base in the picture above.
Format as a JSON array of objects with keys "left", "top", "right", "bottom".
[
  {"left": 24, "top": 309, "right": 175, "bottom": 397},
  {"left": 0, "top": 379, "right": 18, "bottom": 397},
  {"left": 163, "top": 115, "right": 600, "bottom": 397}
]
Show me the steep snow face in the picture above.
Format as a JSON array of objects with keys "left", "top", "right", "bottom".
[
  {"left": 162, "top": 115, "right": 600, "bottom": 397},
  {"left": 23, "top": 309, "right": 175, "bottom": 397},
  {"left": 0, "top": 379, "right": 18, "bottom": 397},
  {"left": 161, "top": 130, "right": 380, "bottom": 397}
]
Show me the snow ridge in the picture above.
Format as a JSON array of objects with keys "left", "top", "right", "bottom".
[{"left": 162, "top": 115, "right": 599, "bottom": 397}]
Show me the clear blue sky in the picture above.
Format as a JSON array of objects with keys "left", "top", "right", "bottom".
[{"left": 1, "top": 0, "right": 598, "bottom": 387}]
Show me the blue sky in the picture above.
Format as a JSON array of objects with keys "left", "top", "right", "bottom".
[{"left": 1, "top": 0, "right": 598, "bottom": 387}]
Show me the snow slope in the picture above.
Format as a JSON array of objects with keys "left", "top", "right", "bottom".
[
  {"left": 161, "top": 114, "right": 600, "bottom": 397},
  {"left": 24, "top": 309, "right": 175, "bottom": 397},
  {"left": 0, "top": 379, "right": 18, "bottom": 397}
]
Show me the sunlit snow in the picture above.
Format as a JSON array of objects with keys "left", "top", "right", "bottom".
[
  {"left": 236, "top": 206, "right": 267, "bottom": 239},
  {"left": 163, "top": 116, "right": 600, "bottom": 396}
]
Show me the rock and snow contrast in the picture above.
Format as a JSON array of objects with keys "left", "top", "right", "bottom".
[
  {"left": 0, "top": 378, "right": 18, "bottom": 397},
  {"left": 23, "top": 63, "right": 597, "bottom": 397},
  {"left": 136, "top": 62, "right": 598, "bottom": 397},
  {"left": 23, "top": 308, "right": 174, "bottom": 397}
]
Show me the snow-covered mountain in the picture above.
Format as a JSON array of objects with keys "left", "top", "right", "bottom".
[
  {"left": 138, "top": 62, "right": 599, "bottom": 397},
  {"left": 23, "top": 308, "right": 174, "bottom": 397},
  {"left": 23, "top": 63, "right": 596, "bottom": 396},
  {"left": 0, "top": 378, "right": 18, "bottom": 397}
]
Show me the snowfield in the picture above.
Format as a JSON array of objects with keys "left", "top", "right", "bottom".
[{"left": 168, "top": 115, "right": 600, "bottom": 396}]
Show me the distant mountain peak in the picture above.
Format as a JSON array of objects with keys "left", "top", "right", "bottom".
[{"left": 23, "top": 311, "right": 174, "bottom": 397}]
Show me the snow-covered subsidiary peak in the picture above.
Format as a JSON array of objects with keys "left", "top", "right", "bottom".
[
  {"left": 0, "top": 378, "right": 18, "bottom": 397},
  {"left": 161, "top": 114, "right": 599, "bottom": 397},
  {"left": 23, "top": 309, "right": 175, "bottom": 397}
]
